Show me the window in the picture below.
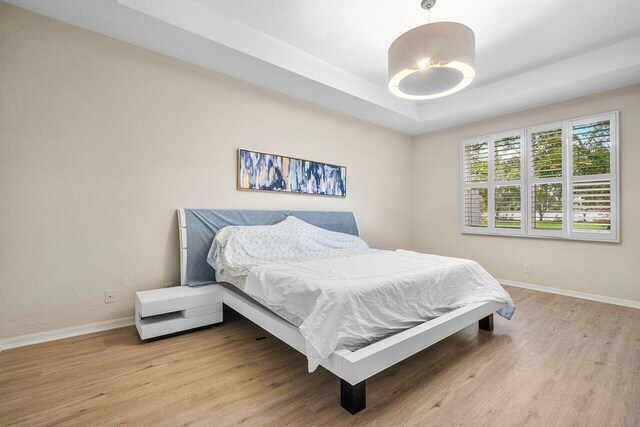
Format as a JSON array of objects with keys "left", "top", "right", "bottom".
[
  {"left": 568, "top": 116, "right": 617, "bottom": 241},
  {"left": 463, "top": 139, "right": 488, "bottom": 228},
  {"left": 528, "top": 123, "right": 564, "bottom": 237},
  {"left": 492, "top": 132, "right": 524, "bottom": 234},
  {"left": 461, "top": 112, "right": 618, "bottom": 242}
]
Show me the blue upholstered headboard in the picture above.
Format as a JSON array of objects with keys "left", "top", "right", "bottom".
[{"left": 177, "top": 209, "right": 360, "bottom": 286}]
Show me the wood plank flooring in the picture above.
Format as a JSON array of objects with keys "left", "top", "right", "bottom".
[{"left": 1, "top": 286, "right": 639, "bottom": 426}]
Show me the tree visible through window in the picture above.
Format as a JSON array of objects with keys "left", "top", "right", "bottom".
[
  {"left": 571, "top": 120, "right": 612, "bottom": 231},
  {"left": 461, "top": 112, "right": 618, "bottom": 241},
  {"left": 464, "top": 141, "right": 489, "bottom": 227},
  {"left": 530, "top": 127, "right": 563, "bottom": 229},
  {"left": 494, "top": 134, "right": 522, "bottom": 229}
]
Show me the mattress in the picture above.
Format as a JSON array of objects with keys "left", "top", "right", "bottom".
[{"left": 217, "top": 273, "right": 304, "bottom": 327}]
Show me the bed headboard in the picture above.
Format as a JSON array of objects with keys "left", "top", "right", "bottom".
[{"left": 177, "top": 209, "right": 360, "bottom": 286}]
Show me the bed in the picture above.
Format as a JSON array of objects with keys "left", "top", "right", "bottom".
[{"left": 177, "top": 209, "right": 513, "bottom": 414}]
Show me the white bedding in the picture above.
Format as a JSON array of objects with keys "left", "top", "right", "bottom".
[
  {"left": 217, "top": 274, "right": 306, "bottom": 326},
  {"left": 208, "top": 216, "right": 515, "bottom": 372},
  {"left": 208, "top": 216, "right": 371, "bottom": 286},
  {"left": 244, "top": 249, "right": 514, "bottom": 371}
]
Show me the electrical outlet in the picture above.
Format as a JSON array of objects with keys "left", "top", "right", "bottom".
[
  {"left": 105, "top": 289, "right": 115, "bottom": 304},
  {"left": 164, "top": 282, "right": 174, "bottom": 288},
  {"left": 524, "top": 264, "right": 532, "bottom": 274}
]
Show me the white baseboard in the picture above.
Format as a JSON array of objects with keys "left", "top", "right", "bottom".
[
  {"left": 498, "top": 278, "right": 640, "bottom": 309},
  {"left": 3, "top": 280, "right": 638, "bottom": 351},
  {"left": 0, "top": 316, "right": 134, "bottom": 351}
]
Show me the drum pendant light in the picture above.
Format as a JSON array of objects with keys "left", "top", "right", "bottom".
[{"left": 388, "top": 0, "right": 475, "bottom": 100}]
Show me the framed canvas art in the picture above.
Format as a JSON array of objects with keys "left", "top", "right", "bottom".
[{"left": 237, "top": 149, "right": 347, "bottom": 197}]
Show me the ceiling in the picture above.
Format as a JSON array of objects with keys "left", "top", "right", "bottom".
[
  {"left": 194, "top": 0, "right": 640, "bottom": 89},
  {"left": 6, "top": 0, "right": 640, "bottom": 135}
]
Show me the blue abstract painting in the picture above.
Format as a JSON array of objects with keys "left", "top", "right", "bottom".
[{"left": 238, "top": 149, "right": 346, "bottom": 197}]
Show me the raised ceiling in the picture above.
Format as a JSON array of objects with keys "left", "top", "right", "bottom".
[
  {"left": 195, "top": 0, "right": 640, "bottom": 89},
  {"left": 6, "top": 0, "right": 640, "bottom": 135}
]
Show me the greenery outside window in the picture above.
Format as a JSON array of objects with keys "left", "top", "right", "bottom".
[{"left": 461, "top": 112, "right": 619, "bottom": 242}]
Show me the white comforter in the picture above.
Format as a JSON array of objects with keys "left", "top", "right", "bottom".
[
  {"left": 208, "top": 216, "right": 370, "bottom": 286},
  {"left": 244, "top": 249, "right": 515, "bottom": 372}
]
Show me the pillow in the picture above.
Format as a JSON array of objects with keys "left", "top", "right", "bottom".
[{"left": 207, "top": 216, "right": 369, "bottom": 281}]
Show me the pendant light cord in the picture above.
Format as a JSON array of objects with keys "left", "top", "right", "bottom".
[{"left": 422, "top": 0, "right": 436, "bottom": 23}]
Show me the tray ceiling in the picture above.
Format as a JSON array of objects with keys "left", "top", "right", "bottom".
[{"left": 6, "top": 0, "right": 640, "bottom": 135}]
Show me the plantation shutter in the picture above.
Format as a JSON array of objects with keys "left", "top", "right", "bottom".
[
  {"left": 528, "top": 123, "right": 565, "bottom": 237},
  {"left": 492, "top": 131, "right": 525, "bottom": 234},
  {"left": 461, "top": 111, "right": 618, "bottom": 242},
  {"left": 462, "top": 139, "right": 489, "bottom": 230},
  {"left": 567, "top": 113, "right": 617, "bottom": 241}
]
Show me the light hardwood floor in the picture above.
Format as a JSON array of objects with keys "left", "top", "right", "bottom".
[{"left": 1, "top": 286, "right": 639, "bottom": 426}]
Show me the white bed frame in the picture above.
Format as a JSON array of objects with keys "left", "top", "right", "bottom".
[{"left": 177, "top": 209, "right": 504, "bottom": 414}]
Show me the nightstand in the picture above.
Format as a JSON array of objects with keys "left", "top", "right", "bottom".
[{"left": 135, "top": 284, "right": 223, "bottom": 340}]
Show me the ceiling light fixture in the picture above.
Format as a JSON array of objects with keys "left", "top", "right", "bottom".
[{"left": 388, "top": 0, "right": 475, "bottom": 100}]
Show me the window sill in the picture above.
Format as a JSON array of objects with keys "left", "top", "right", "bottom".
[{"left": 461, "top": 229, "right": 619, "bottom": 243}]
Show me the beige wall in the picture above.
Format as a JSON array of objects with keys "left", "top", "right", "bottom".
[
  {"left": 413, "top": 84, "right": 640, "bottom": 303},
  {"left": 0, "top": 4, "right": 414, "bottom": 339},
  {"left": 2, "top": 3, "right": 639, "bottom": 341}
]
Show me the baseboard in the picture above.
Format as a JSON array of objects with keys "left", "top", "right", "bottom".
[
  {"left": 498, "top": 278, "right": 640, "bottom": 309},
  {"left": 3, "top": 280, "right": 637, "bottom": 351},
  {"left": 0, "top": 316, "right": 134, "bottom": 352}
]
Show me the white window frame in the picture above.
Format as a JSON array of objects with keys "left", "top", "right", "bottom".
[
  {"left": 566, "top": 112, "right": 619, "bottom": 242},
  {"left": 489, "top": 130, "right": 526, "bottom": 236},
  {"left": 460, "top": 111, "right": 619, "bottom": 242},
  {"left": 460, "top": 130, "right": 526, "bottom": 236},
  {"left": 527, "top": 122, "right": 566, "bottom": 239},
  {"left": 460, "top": 136, "right": 490, "bottom": 234}
]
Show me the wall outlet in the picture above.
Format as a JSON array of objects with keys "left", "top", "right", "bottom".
[
  {"left": 523, "top": 264, "right": 532, "bottom": 274},
  {"left": 105, "top": 289, "right": 115, "bottom": 304},
  {"left": 164, "top": 282, "right": 175, "bottom": 288}
]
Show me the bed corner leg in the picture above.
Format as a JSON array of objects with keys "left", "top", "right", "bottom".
[
  {"left": 340, "top": 379, "right": 366, "bottom": 415},
  {"left": 479, "top": 313, "right": 494, "bottom": 331}
]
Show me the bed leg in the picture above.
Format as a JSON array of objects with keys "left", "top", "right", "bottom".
[
  {"left": 340, "top": 379, "right": 366, "bottom": 415},
  {"left": 479, "top": 313, "right": 494, "bottom": 331}
]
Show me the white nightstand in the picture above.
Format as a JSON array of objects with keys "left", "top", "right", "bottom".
[{"left": 135, "top": 284, "right": 223, "bottom": 340}]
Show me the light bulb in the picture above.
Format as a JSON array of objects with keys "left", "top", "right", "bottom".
[{"left": 417, "top": 57, "right": 431, "bottom": 69}]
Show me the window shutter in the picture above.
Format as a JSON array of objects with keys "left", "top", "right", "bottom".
[
  {"left": 462, "top": 140, "right": 489, "bottom": 230},
  {"left": 493, "top": 133, "right": 524, "bottom": 232},
  {"left": 464, "top": 141, "right": 488, "bottom": 183},
  {"left": 464, "top": 188, "right": 488, "bottom": 228},
  {"left": 528, "top": 124, "right": 564, "bottom": 236},
  {"left": 568, "top": 114, "right": 618, "bottom": 241},
  {"left": 495, "top": 185, "right": 521, "bottom": 229},
  {"left": 461, "top": 111, "right": 618, "bottom": 242},
  {"left": 494, "top": 135, "right": 521, "bottom": 181},
  {"left": 571, "top": 180, "right": 611, "bottom": 231}
]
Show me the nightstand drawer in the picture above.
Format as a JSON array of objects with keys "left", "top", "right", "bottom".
[
  {"left": 135, "top": 311, "right": 223, "bottom": 340},
  {"left": 135, "top": 285, "right": 221, "bottom": 317}
]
